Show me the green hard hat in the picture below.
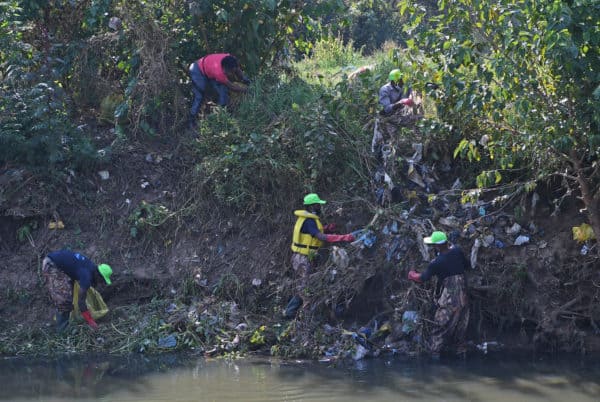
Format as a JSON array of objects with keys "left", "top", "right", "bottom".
[
  {"left": 98, "top": 263, "right": 112, "bottom": 285},
  {"left": 303, "top": 193, "right": 326, "bottom": 205},
  {"left": 423, "top": 231, "right": 448, "bottom": 245},
  {"left": 388, "top": 69, "right": 403, "bottom": 82}
]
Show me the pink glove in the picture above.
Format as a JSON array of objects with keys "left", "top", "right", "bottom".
[
  {"left": 81, "top": 310, "right": 99, "bottom": 330},
  {"left": 400, "top": 98, "right": 414, "bottom": 107},
  {"left": 408, "top": 270, "right": 422, "bottom": 283},
  {"left": 326, "top": 234, "right": 356, "bottom": 243},
  {"left": 323, "top": 223, "right": 337, "bottom": 233}
]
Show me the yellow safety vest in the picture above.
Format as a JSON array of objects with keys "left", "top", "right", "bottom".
[{"left": 291, "top": 210, "right": 324, "bottom": 255}]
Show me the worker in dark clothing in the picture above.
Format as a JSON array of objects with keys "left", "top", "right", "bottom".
[
  {"left": 407, "top": 231, "right": 470, "bottom": 355},
  {"left": 42, "top": 250, "right": 112, "bottom": 332},
  {"left": 284, "top": 193, "right": 355, "bottom": 318}
]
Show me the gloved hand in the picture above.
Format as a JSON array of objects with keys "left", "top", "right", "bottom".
[
  {"left": 399, "top": 98, "right": 414, "bottom": 107},
  {"left": 408, "top": 270, "right": 422, "bottom": 283},
  {"left": 81, "top": 310, "right": 99, "bottom": 330},
  {"left": 326, "top": 234, "right": 355, "bottom": 243},
  {"left": 322, "top": 223, "right": 337, "bottom": 233}
]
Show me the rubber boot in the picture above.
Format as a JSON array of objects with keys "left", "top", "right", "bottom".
[
  {"left": 283, "top": 296, "right": 303, "bottom": 319},
  {"left": 55, "top": 311, "right": 70, "bottom": 333}
]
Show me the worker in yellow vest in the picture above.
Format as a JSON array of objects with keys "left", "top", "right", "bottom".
[{"left": 284, "top": 193, "right": 355, "bottom": 318}]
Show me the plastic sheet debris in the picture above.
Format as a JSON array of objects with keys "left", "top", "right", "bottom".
[
  {"left": 401, "top": 311, "right": 419, "bottom": 334},
  {"left": 470, "top": 238, "right": 481, "bottom": 269},
  {"left": 410, "top": 143, "right": 423, "bottom": 163},
  {"left": 353, "top": 344, "right": 369, "bottom": 360},
  {"left": 332, "top": 246, "right": 349, "bottom": 268},
  {"left": 385, "top": 237, "right": 401, "bottom": 262},
  {"left": 581, "top": 245, "right": 590, "bottom": 255},
  {"left": 251, "top": 278, "right": 262, "bottom": 287},
  {"left": 476, "top": 341, "right": 501, "bottom": 354},
  {"left": 572, "top": 223, "right": 596, "bottom": 243},
  {"left": 158, "top": 334, "right": 177, "bottom": 348},
  {"left": 482, "top": 234, "right": 495, "bottom": 247},
  {"left": 514, "top": 235, "right": 530, "bottom": 246},
  {"left": 406, "top": 162, "right": 426, "bottom": 188},
  {"left": 439, "top": 216, "right": 461, "bottom": 228},
  {"left": 494, "top": 239, "right": 505, "bottom": 248},
  {"left": 352, "top": 230, "right": 377, "bottom": 248},
  {"left": 98, "top": 171, "right": 110, "bottom": 180},
  {"left": 506, "top": 223, "right": 522, "bottom": 235},
  {"left": 48, "top": 220, "right": 65, "bottom": 229}
]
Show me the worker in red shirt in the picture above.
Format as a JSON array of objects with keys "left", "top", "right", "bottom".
[{"left": 188, "top": 53, "right": 250, "bottom": 127}]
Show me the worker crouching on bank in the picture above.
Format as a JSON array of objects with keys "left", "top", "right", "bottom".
[{"left": 42, "top": 250, "right": 112, "bottom": 332}]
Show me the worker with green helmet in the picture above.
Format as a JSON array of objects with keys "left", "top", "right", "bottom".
[
  {"left": 407, "top": 231, "right": 470, "bottom": 356},
  {"left": 284, "top": 193, "right": 355, "bottom": 318},
  {"left": 42, "top": 250, "right": 112, "bottom": 332},
  {"left": 379, "top": 68, "right": 414, "bottom": 115}
]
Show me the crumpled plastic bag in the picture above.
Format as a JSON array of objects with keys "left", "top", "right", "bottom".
[
  {"left": 331, "top": 246, "right": 349, "bottom": 269},
  {"left": 572, "top": 223, "right": 596, "bottom": 243}
]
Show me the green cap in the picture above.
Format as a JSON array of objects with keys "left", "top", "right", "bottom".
[
  {"left": 303, "top": 193, "right": 326, "bottom": 205},
  {"left": 423, "top": 231, "right": 447, "bottom": 245},
  {"left": 388, "top": 69, "right": 403, "bottom": 82},
  {"left": 98, "top": 263, "right": 112, "bottom": 285}
]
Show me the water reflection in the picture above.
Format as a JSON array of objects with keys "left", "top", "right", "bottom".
[{"left": 1, "top": 353, "right": 599, "bottom": 401}]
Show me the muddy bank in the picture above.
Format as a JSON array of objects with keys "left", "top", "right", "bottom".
[{"left": 1, "top": 136, "right": 599, "bottom": 360}]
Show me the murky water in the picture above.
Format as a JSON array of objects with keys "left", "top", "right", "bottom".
[{"left": 1, "top": 353, "right": 599, "bottom": 401}]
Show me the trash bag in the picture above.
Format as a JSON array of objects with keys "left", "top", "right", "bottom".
[{"left": 71, "top": 282, "right": 109, "bottom": 321}]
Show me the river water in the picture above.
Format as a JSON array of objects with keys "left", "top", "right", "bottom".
[{"left": 1, "top": 353, "right": 599, "bottom": 401}]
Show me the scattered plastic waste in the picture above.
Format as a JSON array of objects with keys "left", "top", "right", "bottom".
[
  {"left": 439, "top": 216, "right": 461, "bottom": 228},
  {"left": 572, "top": 223, "right": 596, "bottom": 243},
  {"left": 581, "top": 245, "right": 589, "bottom": 255},
  {"left": 514, "top": 235, "right": 530, "bottom": 246},
  {"left": 165, "top": 303, "right": 178, "bottom": 313},
  {"left": 353, "top": 230, "right": 377, "bottom": 248},
  {"left": 251, "top": 278, "right": 262, "bottom": 287},
  {"left": 48, "top": 220, "right": 65, "bottom": 230},
  {"left": 385, "top": 237, "right": 401, "bottom": 262},
  {"left": 410, "top": 143, "right": 423, "bottom": 162},
  {"left": 451, "top": 178, "right": 462, "bottom": 190},
  {"left": 332, "top": 246, "right": 349, "bottom": 268},
  {"left": 390, "top": 221, "right": 399, "bottom": 233},
  {"left": 470, "top": 238, "right": 481, "bottom": 269},
  {"left": 98, "top": 171, "right": 109, "bottom": 180},
  {"left": 401, "top": 311, "right": 419, "bottom": 334},
  {"left": 358, "top": 326, "right": 372, "bottom": 339},
  {"left": 158, "top": 334, "right": 177, "bottom": 348},
  {"left": 494, "top": 240, "right": 505, "bottom": 248},
  {"left": 235, "top": 323, "right": 248, "bottom": 331},
  {"left": 353, "top": 344, "right": 369, "bottom": 360},
  {"left": 482, "top": 234, "right": 495, "bottom": 247},
  {"left": 478, "top": 206, "right": 486, "bottom": 216},
  {"left": 506, "top": 223, "right": 522, "bottom": 235},
  {"left": 476, "top": 341, "right": 501, "bottom": 354}
]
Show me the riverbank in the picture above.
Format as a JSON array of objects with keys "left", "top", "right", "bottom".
[{"left": 1, "top": 130, "right": 599, "bottom": 360}]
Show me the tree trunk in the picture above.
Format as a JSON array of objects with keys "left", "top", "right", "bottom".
[{"left": 570, "top": 150, "right": 600, "bottom": 253}]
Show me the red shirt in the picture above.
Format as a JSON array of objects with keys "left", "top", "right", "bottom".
[{"left": 197, "top": 53, "right": 230, "bottom": 84}]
